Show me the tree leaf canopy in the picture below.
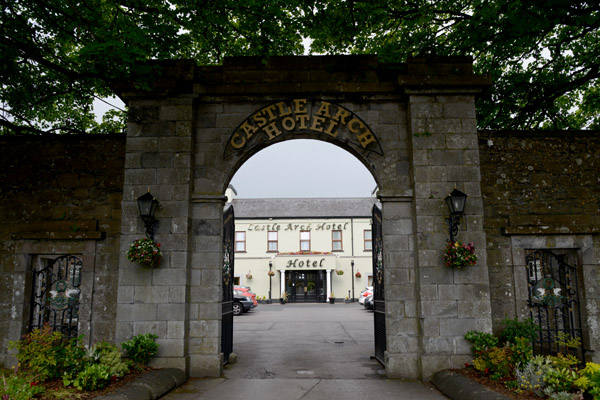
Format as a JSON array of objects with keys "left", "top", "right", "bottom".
[{"left": 1, "top": 0, "right": 598, "bottom": 135}]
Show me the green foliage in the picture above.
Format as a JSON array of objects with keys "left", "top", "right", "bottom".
[
  {"left": 70, "top": 364, "right": 111, "bottom": 391},
  {"left": 508, "top": 336, "right": 533, "bottom": 368},
  {"left": 464, "top": 330, "right": 498, "bottom": 354},
  {"left": 95, "top": 341, "right": 129, "bottom": 378},
  {"left": 544, "top": 366, "right": 579, "bottom": 394},
  {"left": 56, "top": 336, "right": 87, "bottom": 377},
  {"left": 499, "top": 317, "right": 537, "bottom": 345},
  {"left": 9, "top": 325, "right": 63, "bottom": 382},
  {"left": 2, "top": 1, "right": 598, "bottom": 135},
  {"left": 0, "top": 373, "right": 44, "bottom": 400},
  {"left": 121, "top": 334, "right": 159, "bottom": 366},
  {"left": 515, "top": 355, "right": 551, "bottom": 396}
]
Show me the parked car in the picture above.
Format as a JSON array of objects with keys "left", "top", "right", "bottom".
[
  {"left": 233, "top": 291, "right": 256, "bottom": 315},
  {"left": 234, "top": 286, "right": 258, "bottom": 306},
  {"left": 364, "top": 294, "right": 374, "bottom": 310},
  {"left": 358, "top": 286, "right": 373, "bottom": 305}
]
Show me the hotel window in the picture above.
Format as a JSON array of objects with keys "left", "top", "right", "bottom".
[
  {"left": 268, "top": 231, "right": 278, "bottom": 252},
  {"left": 332, "top": 230, "right": 343, "bottom": 251},
  {"left": 364, "top": 230, "right": 372, "bottom": 251},
  {"left": 235, "top": 231, "right": 246, "bottom": 252},
  {"left": 300, "top": 231, "right": 310, "bottom": 251}
]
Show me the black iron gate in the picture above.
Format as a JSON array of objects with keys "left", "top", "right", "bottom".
[
  {"left": 372, "top": 204, "right": 386, "bottom": 365},
  {"left": 222, "top": 205, "right": 235, "bottom": 363},
  {"left": 30, "top": 255, "right": 82, "bottom": 340},
  {"left": 526, "top": 250, "right": 585, "bottom": 363}
]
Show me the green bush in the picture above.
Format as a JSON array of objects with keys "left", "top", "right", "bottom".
[
  {"left": 9, "top": 325, "right": 62, "bottom": 382},
  {"left": 56, "top": 335, "right": 86, "bottom": 379},
  {"left": 508, "top": 336, "right": 533, "bottom": 368},
  {"left": 121, "top": 333, "right": 159, "bottom": 366},
  {"left": 499, "top": 317, "right": 538, "bottom": 345},
  {"left": 96, "top": 341, "right": 129, "bottom": 378},
  {"left": 464, "top": 330, "right": 498, "bottom": 354},
  {"left": 0, "top": 373, "right": 44, "bottom": 400},
  {"left": 71, "top": 363, "right": 111, "bottom": 391}
]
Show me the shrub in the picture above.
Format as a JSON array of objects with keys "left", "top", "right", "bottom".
[
  {"left": 515, "top": 355, "right": 551, "bottom": 396},
  {"left": 464, "top": 330, "right": 498, "bottom": 354},
  {"left": 508, "top": 336, "right": 533, "bottom": 368},
  {"left": 56, "top": 335, "right": 86, "bottom": 378},
  {"left": 499, "top": 317, "right": 538, "bottom": 345},
  {"left": 71, "top": 363, "right": 111, "bottom": 391},
  {"left": 0, "top": 373, "right": 44, "bottom": 400},
  {"left": 9, "top": 325, "right": 62, "bottom": 382},
  {"left": 121, "top": 334, "right": 159, "bottom": 366},
  {"left": 544, "top": 366, "right": 579, "bottom": 393},
  {"left": 96, "top": 342, "right": 129, "bottom": 378}
]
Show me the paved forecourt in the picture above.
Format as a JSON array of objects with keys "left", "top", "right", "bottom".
[{"left": 162, "top": 303, "right": 449, "bottom": 400}]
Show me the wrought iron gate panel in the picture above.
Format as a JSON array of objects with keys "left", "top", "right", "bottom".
[
  {"left": 526, "top": 250, "right": 585, "bottom": 363},
  {"left": 222, "top": 205, "right": 235, "bottom": 363},
  {"left": 372, "top": 204, "right": 386, "bottom": 365},
  {"left": 30, "top": 255, "right": 82, "bottom": 340}
]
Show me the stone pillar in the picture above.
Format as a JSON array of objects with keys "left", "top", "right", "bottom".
[
  {"left": 189, "top": 194, "right": 227, "bottom": 377},
  {"left": 378, "top": 195, "right": 420, "bottom": 379},
  {"left": 407, "top": 88, "right": 493, "bottom": 380},
  {"left": 116, "top": 94, "right": 196, "bottom": 373}
]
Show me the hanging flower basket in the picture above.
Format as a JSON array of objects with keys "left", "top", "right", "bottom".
[
  {"left": 267, "top": 270, "right": 275, "bottom": 277},
  {"left": 246, "top": 273, "right": 253, "bottom": 279},
  {"left": 127, "top": 238, "right": 162, "bottom": 268},
  {"left": 336, "top": 270, "right": 344, "bottom": 276},
  {"left": 355, "top": 271, "right": 362, "bottom": 278},
  {"left": 444, "top": 240, "right": 477, "bottom": 269}
]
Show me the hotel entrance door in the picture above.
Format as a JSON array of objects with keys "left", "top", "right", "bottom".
[{"left": 287, "top": 271, "right": 326, "bottom": 303}]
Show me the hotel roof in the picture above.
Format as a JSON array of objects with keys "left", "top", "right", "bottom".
[{"left": 230, "top": 197, "right": 379, "bottom": 219}]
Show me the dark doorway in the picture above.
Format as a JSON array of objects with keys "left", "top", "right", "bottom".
[{"left": 286, "top": 271, "right": 326, "bottom": 303}]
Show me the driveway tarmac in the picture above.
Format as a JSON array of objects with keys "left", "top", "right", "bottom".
[{"left": 162, "top": 303, "right": 448, "bottom": 400}]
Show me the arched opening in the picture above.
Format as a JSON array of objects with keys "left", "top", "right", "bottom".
[{"left": 223, "top": 139, "right": 383, "bottom": 379}]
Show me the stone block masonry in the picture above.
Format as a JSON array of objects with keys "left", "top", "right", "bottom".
[{"left": 1, "top": 55, "right": 596, "bottom": 383}]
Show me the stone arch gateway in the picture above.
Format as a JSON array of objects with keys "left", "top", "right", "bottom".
[{"left": 113, "top": 55, "right": 493, "bottom": 381}]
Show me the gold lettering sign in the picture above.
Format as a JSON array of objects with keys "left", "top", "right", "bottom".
[{"left": 223, "top": 99, "right": 383, "bottom": 157}]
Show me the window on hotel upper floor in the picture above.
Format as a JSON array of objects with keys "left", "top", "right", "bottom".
[
  {"left": 364, "top": 230, "right": 372, "bottom": 251},
  {"left": 235, "top": 231, "right": 246, "bottom": 252},
  {"left": 332, "top": 230, "right": 343, "bottom": 251},
  {"left": 300, "top": 230, "right": 311, "bottom": 251},
  {"left": 268, "top": 231, "right": 278, "bottom": 252}
]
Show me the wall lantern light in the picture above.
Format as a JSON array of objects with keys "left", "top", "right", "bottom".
[
  {"left": 137, "top": 191, "right": 159, "bottom": 240},
  {"left": 444, "top": 188, "right": 467, "bottom": 243}
]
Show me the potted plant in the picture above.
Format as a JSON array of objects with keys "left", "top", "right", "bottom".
[
  {"left": 280, "top": 291, "right": 288, "bottom": 304},
  {"left": 126, "top": 238, "right": 162, "bottom": 268},
  {"left": 444, "top": 240, "right": 477, "bottom": 269},
  {"left": 329, "top": 291, "right": 335, "bottom": 304},
  {"left": 355, "top": 271, "right": 362, "bottom": 278},
  {"left": 246, "top": 272, "right": 253, "bottom": 279},
  {"left": 336, "top": 270, "right": 344, "bottom": 276},
  {"left": 268, "top": 270, "right": 275, "bottom": 277}
]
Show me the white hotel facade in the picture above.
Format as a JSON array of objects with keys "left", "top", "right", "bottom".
[{"left": 227, "top": 187, "right": 378, "bottom": 303}]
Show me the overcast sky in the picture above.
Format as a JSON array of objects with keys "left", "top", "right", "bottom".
[
  {"left": 95, "top": 98, "right": 377, "bottom": 199},
  {"left": 230, "top": 140, "right": 376, "bottom": 198}
]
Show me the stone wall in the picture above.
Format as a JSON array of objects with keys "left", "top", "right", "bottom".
[
  {"left": 479, "top": 130, "right": 600, "bottom": 360},
  {"left": 0, "top": 135, "right": 125, "bottom": 366}
]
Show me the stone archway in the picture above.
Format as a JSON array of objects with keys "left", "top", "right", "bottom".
[{"left": 113, "top": 55, "right": 493, "bottom": 381}]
